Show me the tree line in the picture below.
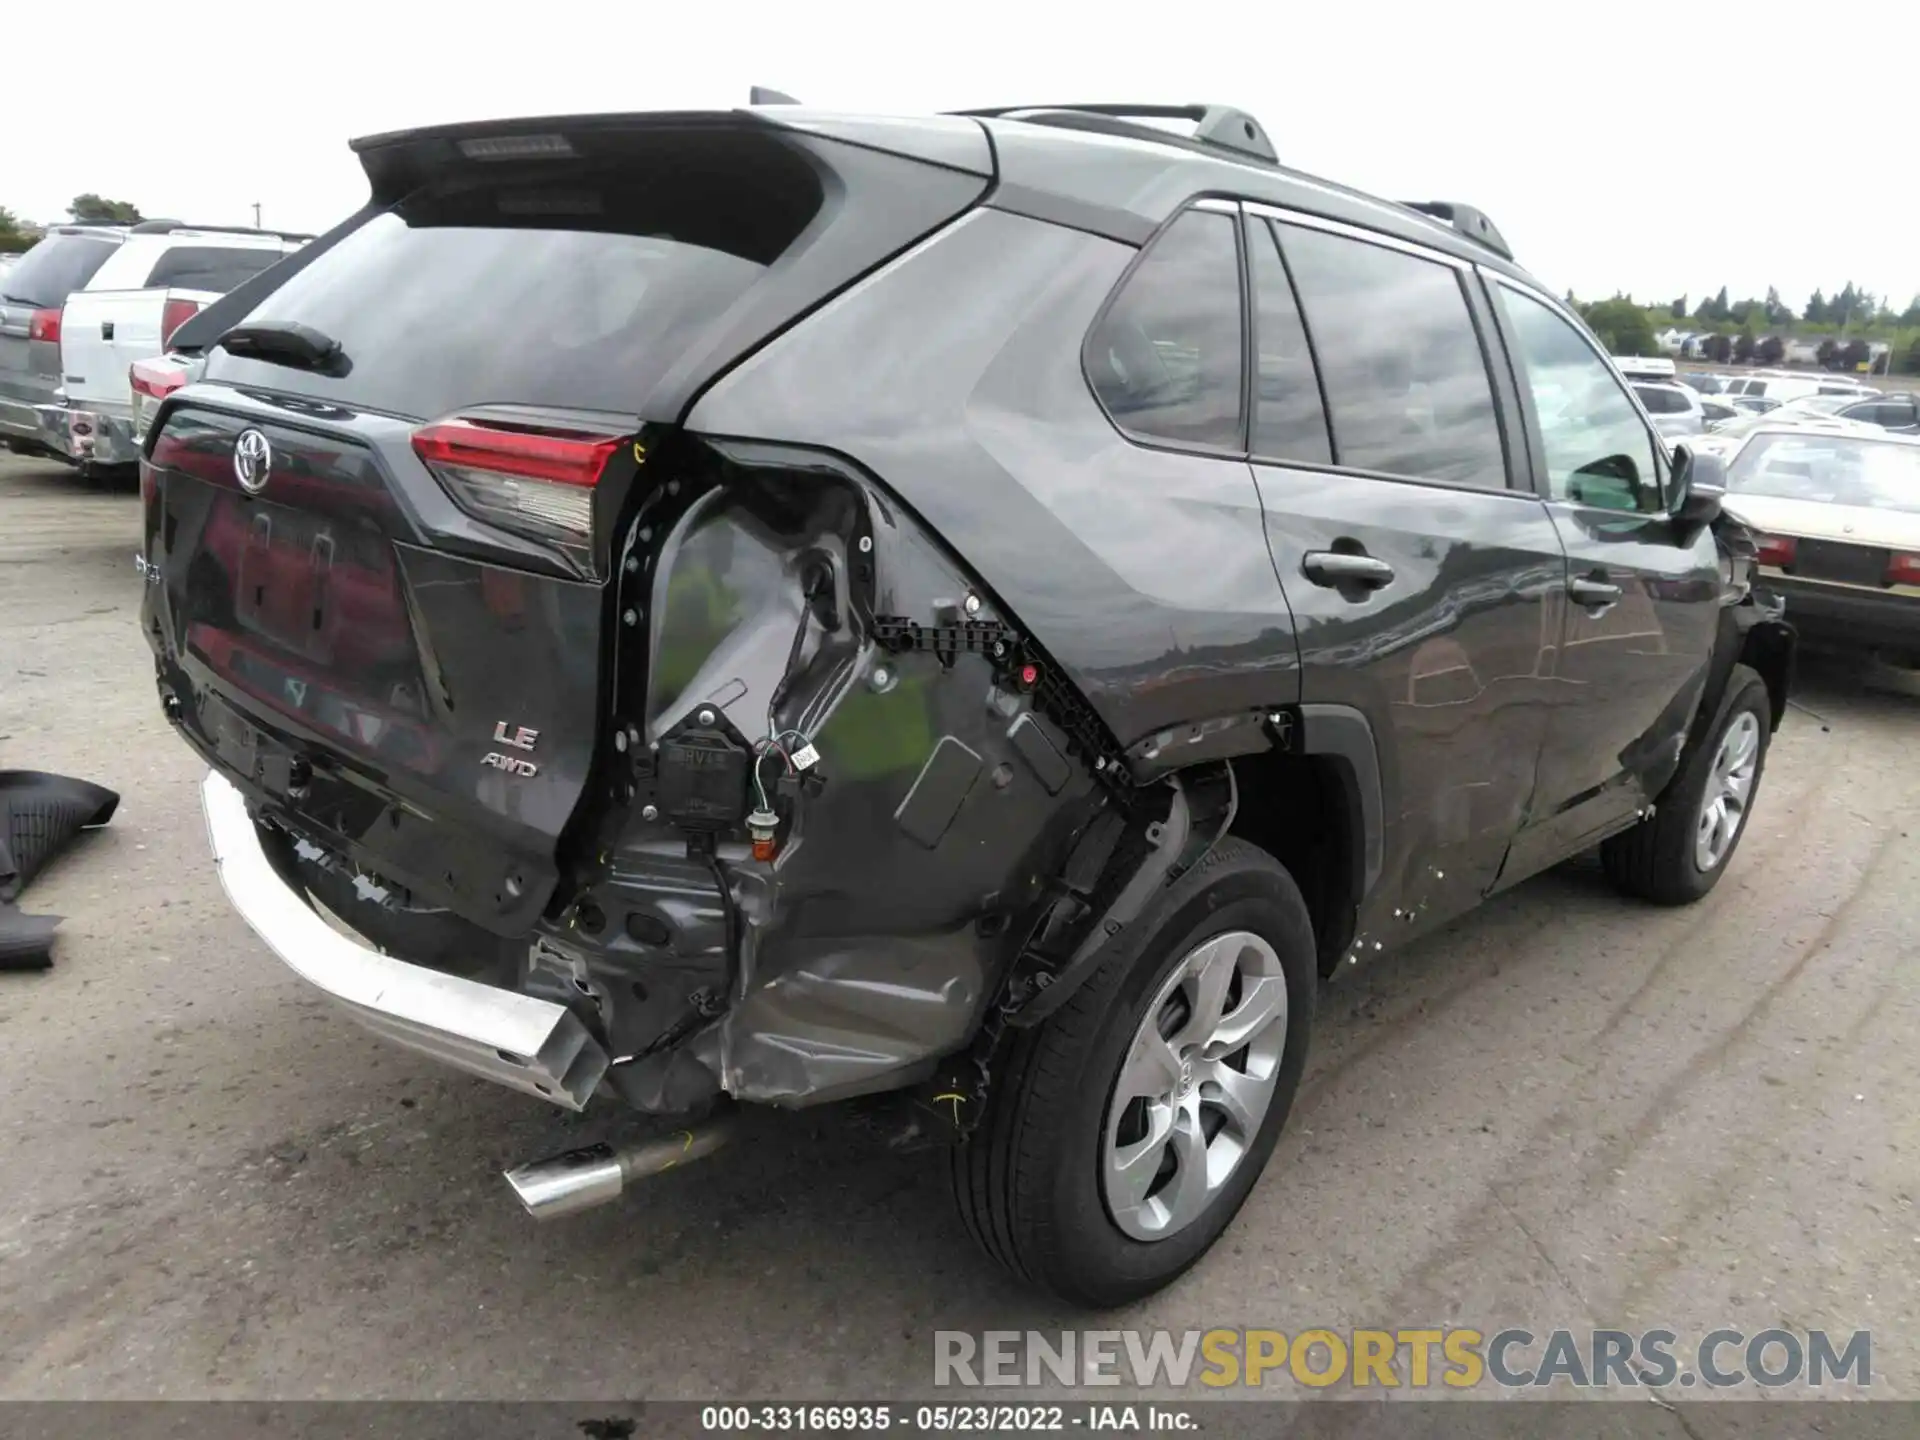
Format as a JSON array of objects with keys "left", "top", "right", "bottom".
[
  {"left": 1570, "top": 287, "right": 1920, "bottom": 376},
  {"left": 0, "top": 195, "right": 147, "bottom": 254},
  {"left": 1671, "top": 283, "right": 1920, "bottom": 332}
]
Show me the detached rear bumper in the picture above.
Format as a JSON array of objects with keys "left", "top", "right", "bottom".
[{"left": 200, "top": 770, "right": 609, "bottom": 1109}]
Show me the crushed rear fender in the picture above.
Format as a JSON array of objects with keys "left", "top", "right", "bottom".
[{"left": 546, "top": 437, "right": 1159, "bottom": 1109}]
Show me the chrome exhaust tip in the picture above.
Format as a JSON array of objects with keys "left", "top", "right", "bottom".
[{"left": 504, "top": 1115, "right": 736, "bottom": 1221}]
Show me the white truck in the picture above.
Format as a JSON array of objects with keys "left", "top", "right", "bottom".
[{"left": 56, "top": 226, "right": 305, "bottom": 470}]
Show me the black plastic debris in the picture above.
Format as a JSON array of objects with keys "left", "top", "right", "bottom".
[
  {"left": 0, "top": 770, "right": 120, "bottom": 972},
  {"left": 0, "top": 908, "right": 61, "bottom": 972},
  {"left": 0, "top": 770, "right": 120, "bottom": 902}
]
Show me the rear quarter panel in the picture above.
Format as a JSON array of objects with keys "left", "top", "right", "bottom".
[{"left": 686, "top": 207, "right": 1302, "bottom": 751}]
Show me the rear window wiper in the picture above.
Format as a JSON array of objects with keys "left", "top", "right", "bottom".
[{"left": 213, "top": 320, "right": 351, "bottom": 377}]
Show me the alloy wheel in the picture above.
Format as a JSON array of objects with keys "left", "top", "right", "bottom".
[
  {"left": 1696, "top": 710, "right": 1760, "bottom": 872},
  {"left": 1102, "top": 930, "right": 1288, "bottom": 1242}
]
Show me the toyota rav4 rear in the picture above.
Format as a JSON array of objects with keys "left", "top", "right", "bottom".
[{"left": 142, "top": 101, "right": 1787, "bottom": 1308}]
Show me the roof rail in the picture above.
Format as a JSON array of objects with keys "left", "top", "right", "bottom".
[
  {"left": 127, "top": 220, "right": 313, "bottom": 243},
  {"left": 1398, "top": 201, "right": 1513, "bottom": 261},
  {"left": 954, "top": 102, "right": 1278, "bottom": 165}
]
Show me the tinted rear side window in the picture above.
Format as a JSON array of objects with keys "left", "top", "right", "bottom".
[
  {"left": 1247, "top": 219, "right": 1331, "bottom": 463},
  {"left": 203, "top": 160, "right": 821, "bottom": 420},
  {"left": 1634, "top": 385, "right": 1691, "bottom": 415},
  {"left": 1276, "top": 224, "right": 1505, "bottom": 487},
  {"left": 0, "top": 234, "right": 118, "bottom": 307},
  {"left": 1085, "top": 208, "right": 1245, "bottom": 451},
  {"left": 145, "top": 245, "right": 285, "bottom": 294}
]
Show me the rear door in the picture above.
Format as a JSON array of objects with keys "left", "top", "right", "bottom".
[
  {"left": 1246, "top": 211, "right": 1567, "bottom": 934},
  {"left": 1486, "top": 278, "right": 1721, "bottom": 880},
  {"left": 141, "top": 114, "right": 990, "bottom": 936}
]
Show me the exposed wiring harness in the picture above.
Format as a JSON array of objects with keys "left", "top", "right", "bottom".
[{"left": 751, "top": 728, "right": 813, "bottom": 812}]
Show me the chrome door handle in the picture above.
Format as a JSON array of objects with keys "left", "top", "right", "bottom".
[
  {"left": 1568, "top": 575, "right": 1622, "bottom": 609},
  {"left": 1302, "top": 551, "right": 1395, "bottom": 589}
]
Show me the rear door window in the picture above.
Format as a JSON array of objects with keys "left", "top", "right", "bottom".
[
  {"left": 1246, "top": 219, "right": 1331, "bottom": 463},
  {"left": 1085, "top": 208, "right": 1245, "bottom": 450},
  {"left": 1274, "top": 223, "right": 1506, "bottom": 487},
  {"left": 202, "top": 170, "right": 814, "bottom": 421},
  {"left": 0, "top": 233, "right": 118, "bottom": 307},
  {"left": 144, "top": 245, "right": 286, "bottom": 294}
]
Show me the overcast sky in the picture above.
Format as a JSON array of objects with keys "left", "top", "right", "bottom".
[{"left": 11, "top": 1, "right": 1916, "bottom": 313}]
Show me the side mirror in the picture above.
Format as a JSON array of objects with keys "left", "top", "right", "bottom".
[
  {"left": 1669, "top": 444, "right": 1726, "bottom": 525},
  {"left": 1568, "top": 452, "right": 1647, "bottom": 512}
]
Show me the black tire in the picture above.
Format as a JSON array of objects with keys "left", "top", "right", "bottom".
[
  {"left": 948, "top": 836, "right": 1316, "bottom": 1307},
  {"left": 1602, "top": 664, "right": 1772, "bottom": 905}
]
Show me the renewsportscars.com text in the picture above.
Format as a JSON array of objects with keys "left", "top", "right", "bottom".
[{"left": 934, "top": 1327, "right": 1871, "bottom": 1391}]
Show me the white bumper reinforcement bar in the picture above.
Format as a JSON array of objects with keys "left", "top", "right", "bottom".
[{"left": 200, "top": 770, "right": 608, "bottom": 1109}]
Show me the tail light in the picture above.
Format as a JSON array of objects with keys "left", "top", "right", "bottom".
[
  {"left": 1888, "top": 553, "right": 1920, "bottom": 587},
  {"left": 27, "top": 307, "right": 61, "bottom": 344},
  {"left": 159, "top": 298, "right": 201, "bottom": 347},
  {"left": 1754, "top": 534, "right": 1796, "bottom": 568},
  {"left": 411, "top": 416, "right": 624, "bottom": 577},
  {"left": 130, "top": 358, "right": 188, "bottom": 404}
]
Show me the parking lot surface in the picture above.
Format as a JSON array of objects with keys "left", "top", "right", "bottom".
[{"left": 1, "top": 452, "right": 1915, "bottom": 1400}]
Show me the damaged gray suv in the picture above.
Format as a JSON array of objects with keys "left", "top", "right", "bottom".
[{"left": 139, "top": 99, "right": 1793, "bottom": 1306}]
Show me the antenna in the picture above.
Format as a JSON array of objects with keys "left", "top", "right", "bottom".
[{"left": 750, "top": 87, "right": 801, "bottom": 106}]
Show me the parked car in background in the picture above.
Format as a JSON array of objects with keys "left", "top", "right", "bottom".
[
  {"left": 1728, "top": 394, "right": 1782, "bottom": 416},
  {"left": 59, "top": 226, "right": 305, "bottom": 471},
  {"left": 0, "top": 224, "right": 129, "bottom": 460},
  {"left": 1723, "top": 373, "right": 1878, "bottom": 406},
  {"left": 140, "top": 97, "right": 1792, "bottom": 1306},
  {"left": 0, "top": 221, "right": 304, "bottom": 474},
  {"left": 1705, "top": 398, "right": 1884, "bottom": 445},
  {"left": 1616, "top": 355, "right": 1678, "bottom": 383},
  {"left": 1634, "top": 380, "right": 1706, "bottom": 438},
  {"left": 1829, "top": 391, "right": 1920, "bottom": 435},
  {"left": 1721, "top": 427, "right": 1920, "bottom": 655},
  {"left": 1699, "top": 397, "right": 1741, "bottom": 427},
  {"left": 1678, "top": 371, "right": 1725, "bottom": 394}
]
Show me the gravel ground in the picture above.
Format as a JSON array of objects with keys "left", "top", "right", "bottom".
[{"left": 0, "top": 452, "right": 1914, "bottom": 1404}]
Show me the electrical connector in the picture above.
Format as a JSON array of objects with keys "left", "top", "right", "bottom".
[{"left": 746, "top": 806, "right": 780, "bottom": 863}]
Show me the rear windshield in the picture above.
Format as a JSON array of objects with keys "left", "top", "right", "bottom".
[
  {"left": 145, "top": 245, "right": 285, "bottom": 294},
  {"left": 203, "top": 168, "right": 814, "bottom": 419},
  {"left": 1728, "top": 433, "right": 1920, "bottom": 514},
  {"left": 1634, "top": 385, "right": 1691, "bottom": 415},
  {"left": 0, "top": 233, "right": 118, "bottom": 307}
]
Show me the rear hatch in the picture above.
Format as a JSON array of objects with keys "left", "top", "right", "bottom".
[{"left": 141, "top": 110, "right": 990, "bottom": 936}]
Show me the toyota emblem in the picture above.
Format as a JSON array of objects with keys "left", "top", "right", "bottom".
[{"left": 233, "top": 429, "right": 273, "bottom": 493}]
